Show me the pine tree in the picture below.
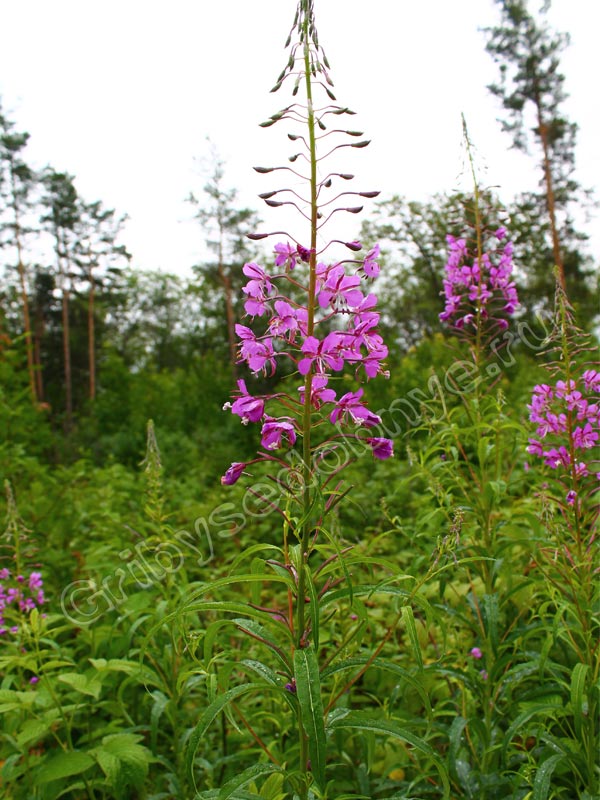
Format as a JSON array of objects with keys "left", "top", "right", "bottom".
[
  {"left": 41, "top": 169, "right": 79, "bottom": 428},
  {"left": 0, "top": 106, "right": 39, "bottom": 400},
  {"left": 189, "top": 152, "right": 260, "bottom": 373},
  {"left": 75, "top": 200, "right": 130, "bottom": 401},
  {"left": 484, "top": 0, "right": 595, "bottom": 312}
]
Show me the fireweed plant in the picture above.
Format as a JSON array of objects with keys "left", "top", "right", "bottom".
[
  {"left": 180, "top": 2, "right": 450, "bottom": 798},
  {"left": 402, "top": 127, "right": 599, "bottom": 797},
  {"left": 1, "top": 481, "right": 45, "bottom": 681},
  {"left": 400, "top": 127, "right": 554, "bottom": 798},
  {"left": 522, "top": 293, "right": 599, "bottom": 798}
]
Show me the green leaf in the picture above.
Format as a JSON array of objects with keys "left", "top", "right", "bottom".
[
  {"left": 95, "top": 749, "right": 120, "bottom": 784},
  {"left": 321, "top": 657, "right": 431, "bottom": 721},
  {"left": 186, "top": 683, "right": 265, "bottom": 790},
  {"left": 96, "top": 733, "right": 152, "bottom": 788},
  {"left": 482, "top": 594, "right": 499, "bottom": 652},
  {"left": 502, "top": 705, "right": 563, "bottom": 758},
  {"left": 36, "top": 750, "right": 95, "bottom": 783},
  {"left": 150, "top": 690, "right": 170, "bottom": 753},
  {"left": 58, "top": 672, "right": 103, "bottom": 699},
  {"left": 532, "top": 754, "right": 565, "bottom": 800},
  {"left": 233, "top": 618, "right": 291, "bottom": 672},
  {"left": 218, "top": 763, "right": 283, "bottom": 799},
  {"left": 447, "top": 716, "right": 469, "bottom": 782},
  {"left": 16, "top": 719, "right": 51, "bottom": 748},
  {"left": 401, "top": 605, "right": 423, "bottom": 672},
  {"left": 328, "top": 713, "right": 449, "bottom": 798},
  {"left": 570, "top": 662, "right": 589, "bottom": 739},
  {"left": 294, "top": 646, "right": 327, "bottom": 790}
]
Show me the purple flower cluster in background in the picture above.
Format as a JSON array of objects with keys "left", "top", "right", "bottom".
[
  {"left": 527, "top": 369, "right": 600, "bottom": 504},
  {"left": 221, "top": 242, "right": 393, "bottom": 484},
  {"left": 439, "top": 227, "right": 519, "bottom": 331},
  {"left": 0, "top": 568, "right": 45, "bottom": 635}
]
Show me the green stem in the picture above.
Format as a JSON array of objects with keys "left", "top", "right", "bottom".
[{"left": 295, "top": 6, "right": 319, "bottom": 795}]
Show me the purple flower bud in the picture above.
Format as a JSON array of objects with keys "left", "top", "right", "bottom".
[
  {"left": 367, "top": 437, "right": 394, "bottom": 460},
  {"left": 470, "top": 647, "right": 483, "bottom": 659},
  {"left": 221, "top": 462, "right": 246, "bottom": 486},
  {"left": 296, "top": 244, "right": 312, "bottom": 263}
]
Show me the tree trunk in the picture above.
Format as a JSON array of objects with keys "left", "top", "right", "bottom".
[
  {"left": 33, "top": 302, "right": 45, "bottom": 402},
  {"left": 88, "top": 262, "right": 96, "bottom": 401},
  {"left": 534, "top": 90, "right": 567, "bottom": 295},
  {"left": 10, "top": 168, "right": 37, "bottom": 402},
  {"left": 59, "top": 231, "right": 73, "bottom": 430},
  {"left": 217, "top": 229, "right": 237, "bottom": 375}
]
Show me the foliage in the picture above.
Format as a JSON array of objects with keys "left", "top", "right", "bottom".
[{"left": 0, "top": 1, "right": 598, "bottom": 799}]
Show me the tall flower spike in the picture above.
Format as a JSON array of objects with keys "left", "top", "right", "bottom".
[{"left": 216, "top": 4, "right": 394, "bottom": 796}]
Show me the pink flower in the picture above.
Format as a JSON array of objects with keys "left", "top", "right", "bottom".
[
  {"left": 274, "top": 241, "right": 298, "bottom": 270},
  {"left": 298, "top": 332, "right": 345, "bottom": 376},
  {"left": 228, "top": 379, "right": 265, "bottom": 424},
  {"left": 582, "top": 370, "right": 600, "bottom": 393},
  {"left": 317, "top": 264, "right": 363, "bottom": 309},
  {"left": 242, "top": 262, "right": 274, "bottom": 317},
  {"left": 238, "top": 333, "right": 276, "bottom": 376},
  {"left": 269, "top": 300, "right": 307, "bottom": 339},
  {"left": 573, "top": 423, "right": 598, "bottom": 450},
  {"left": 362, "top": 244, "right": 380, "bottom": 278},
  {"left": 28, "top": 572, "right": 43, "bottom": 591},
  {"left": 298, "top": 375, "right": 337, "bottom": 409},
  {"left": 260, "top": 417, "right": 297, "bottom": 451},
  {"left": 330, "top": 388, "right": 382, "bottom": 428},
  {"left": 470, "top": 647, "right": 483, "bottom": 659},
  {"left": 543, "top": 447, "right": 570, "bottom": 470}
]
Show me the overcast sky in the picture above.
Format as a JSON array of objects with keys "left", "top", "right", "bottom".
[{"left": 0, "top": 0, "right": 598, "bottom": 274}]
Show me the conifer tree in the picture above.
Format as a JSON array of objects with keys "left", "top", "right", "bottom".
[
  {"left": 0, "top": 106, "right": 39, "bottom": 400},
  {"left": 189, "top": 153, "right": 260, "bottom": 373},
  {"left": 75, "top": 200, "right": 130, "bottom": 401},
  {"left": 484, "top": 0, "right": 594, "bottom": 309},
  {"left": 41, "top": 169, "right": 79, "bottom": 428}
]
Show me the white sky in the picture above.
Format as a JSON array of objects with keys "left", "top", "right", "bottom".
[{"left": 0, "top": 0, "right": 598, "bottom": 274}]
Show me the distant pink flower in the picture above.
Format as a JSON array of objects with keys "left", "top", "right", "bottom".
[
  {"left": 470, "top": 647, "right": 483, "bottom": 659},
  {"left": 439, "top": 229, "right": 518, "bottom": 330},
  {"left": 28, "top": 572, "right": 43, "bottom": 591},
  {"left": 367, "top": 438, "right": 394, "bottom": 460}
]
